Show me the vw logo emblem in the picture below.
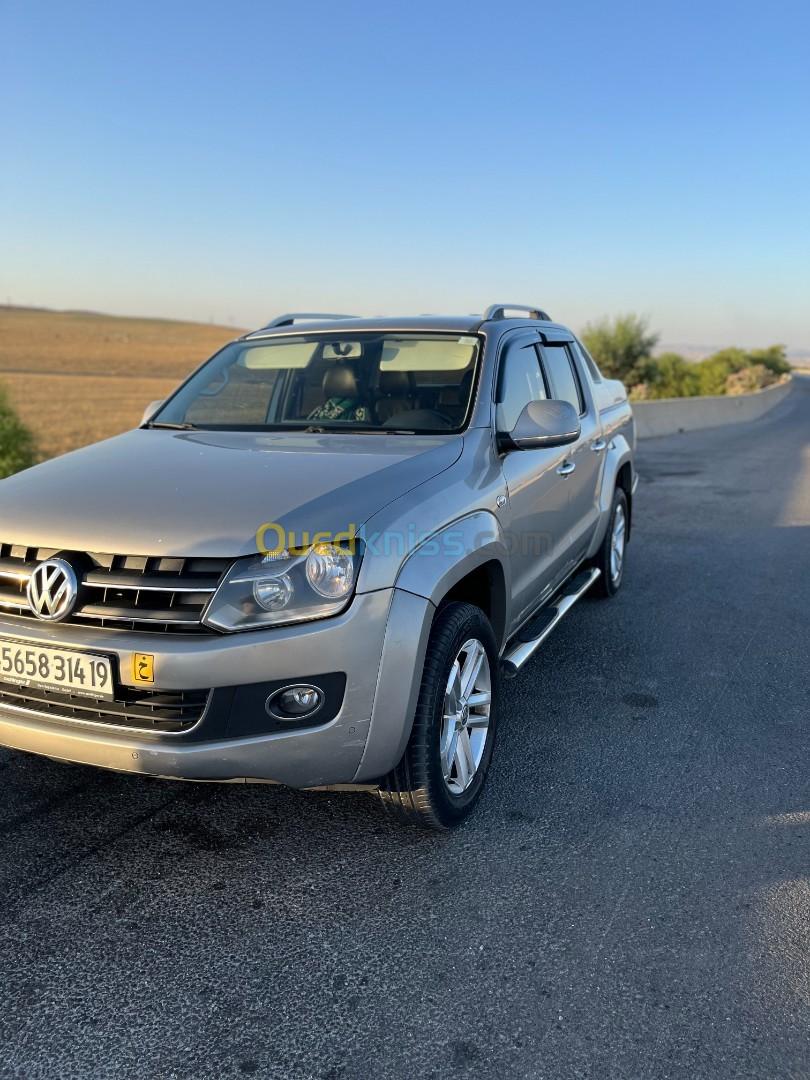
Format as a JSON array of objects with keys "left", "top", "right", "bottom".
[{"left": 26, "top": 558, "right": 79, "bottom": 622}]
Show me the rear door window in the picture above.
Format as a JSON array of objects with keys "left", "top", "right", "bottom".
[{"left": 570, "top": 338, "right": 602, "bottom": 382}]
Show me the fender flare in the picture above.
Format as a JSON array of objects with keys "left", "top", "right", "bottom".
[
  {"left": 354, "top": 512, "right": 510, "bottom": 783},
  {"left": 598, "top": 433, "right": 633, "bottom": 514},
  {"left": 394, "top": 509, "right": 510, "bottom": 616},
  {"left": 588, "top": 433, "right": 634, "bottom": 557}
]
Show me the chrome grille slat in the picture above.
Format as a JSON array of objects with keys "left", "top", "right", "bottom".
[
  {"left": 0, "top": 558, "right": 31, "bottom": 582},
  {"left": 0, "top": 595, "right": 28, "bottom": 611},
  {"left": 83, "top": 571, "right": 220, "bottom": 592},
  {"left": 73, "top": 606, "right": 204, "bottom": 625},
  {"left": 0, "top": 543, "right": 229, "bottom": 634}
]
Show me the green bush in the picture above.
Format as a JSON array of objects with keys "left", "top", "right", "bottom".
[
  {"left": 691, "top": 347, "right": 747, "bottom": 395},
  {"left": 725, "top": 364, "right": 779, "bottom": 396},
  {"left": 747, "top": 345, "right": 791, "bottom": 377},
  {"left": 645, "top": 352, "right": 701, "bottom": 399},
  {"left": 622, "top": 339, "right": 790, "bottom": 401},
  {"left": 0, "top": 386, "right": 36, "bottom": 478},
  {"left": 692, "top": 346, "right": 789, "bottom": 396}
]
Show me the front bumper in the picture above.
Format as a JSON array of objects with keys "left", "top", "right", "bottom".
[{"left": 0, "top": 589, "right": 435, "bottom": 788}]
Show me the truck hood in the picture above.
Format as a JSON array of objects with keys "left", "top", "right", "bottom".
[{"left": 0, "top": 429, "right": 463, "bottom": 558}]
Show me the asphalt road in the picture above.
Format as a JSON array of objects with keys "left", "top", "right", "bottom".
[{"left": 1, "top": 378, "right": 808, "bottom": 1080}]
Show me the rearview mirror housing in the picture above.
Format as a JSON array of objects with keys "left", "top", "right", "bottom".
[{"left": 502, "top": 399, "right": 581, "bottom": 450}]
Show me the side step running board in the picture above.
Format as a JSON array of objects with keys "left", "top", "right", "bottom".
[{"left": 501, "top": 568, "right": 601, "bottom": 679}]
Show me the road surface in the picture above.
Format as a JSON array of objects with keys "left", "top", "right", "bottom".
[{"left": 1, "top": 377, "right": 808, "bottom": 1079}]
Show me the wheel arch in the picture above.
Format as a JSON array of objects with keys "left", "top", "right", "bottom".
[
  {"left": 587, "top": 434, "right": 635, "bottom": 558},
  {"left": 394, "top": 510, "right": 511, "bottom": 650},
  {"left": 353, "top": 514, "right": 510, "bottom": 783},
  {"left": 615, "top": 459, "right": 633, "bottom": 537},
  {"left": 437, "top": 559, "right": 507, "bottom": 650}
]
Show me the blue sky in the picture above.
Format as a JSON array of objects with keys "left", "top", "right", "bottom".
[{"left": 2, "top": 0, "right": 808, "bottom": 348}]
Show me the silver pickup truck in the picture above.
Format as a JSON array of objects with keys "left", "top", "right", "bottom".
[{"left": 0, "top": 304, "right": 636, "bottom": 829}]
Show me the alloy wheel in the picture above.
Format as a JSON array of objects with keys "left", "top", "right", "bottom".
[
  {"left": 439, "top": 638, "right": 492, "bottom": 795},
  {"left": 610, "top": 503, "right": 626, "bottom": 583}
]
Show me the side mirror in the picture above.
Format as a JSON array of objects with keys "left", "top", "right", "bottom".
[
  {"left": 141, "top": 400, "right": 164, "bottom": 426},
  {"left": 502, "top": 399, "right": 580, "bottom": 450}
]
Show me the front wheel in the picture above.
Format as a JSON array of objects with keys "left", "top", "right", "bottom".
[{"left": 378, "top": 602, "right": 499, "bottom": 830}]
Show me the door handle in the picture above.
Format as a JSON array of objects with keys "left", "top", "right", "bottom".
[
  {"left": 557, "top": 461, "right": 576, "bottom": 477},
  {"left": 591, "top": 438, "right": 607, "bottom": 452}
]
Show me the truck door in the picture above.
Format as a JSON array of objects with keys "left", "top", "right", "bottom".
[
  {"left": 537, "top": 339, "right": 604, "bottom": 567},
  {"left": 496, "top": 332, "right": 575, "bottom": 633}
]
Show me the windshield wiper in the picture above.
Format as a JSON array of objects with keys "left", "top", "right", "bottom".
[{"left": 146, "top": 421, "right": 198, "bottom": 430}]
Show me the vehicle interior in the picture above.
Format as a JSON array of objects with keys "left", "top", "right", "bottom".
[{"left": 171, "top": 334, "right": 480, "bottom": 433}]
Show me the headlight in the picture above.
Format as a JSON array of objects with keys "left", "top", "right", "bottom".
[
  {"left": 305, "top": 543, "right": 356, "bottom": 598},
  {"left": 202, "top": 542, "right": 362, "bottom": 632}
]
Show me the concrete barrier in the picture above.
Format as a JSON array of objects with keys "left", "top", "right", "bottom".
[{"left": 633, "top": 377, "right": 794, "bottom": 439}]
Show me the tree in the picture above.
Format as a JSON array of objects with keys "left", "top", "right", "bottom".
[{"left": 580, "top": 314, "right": 659, "bottom": 385}]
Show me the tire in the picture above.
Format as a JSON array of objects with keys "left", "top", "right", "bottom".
[
  {"left": 592, "top": 487, "right": 629, "bottom": 598},
  {"left": 378, "top": 602, "right": 499, "bottom": 830}
]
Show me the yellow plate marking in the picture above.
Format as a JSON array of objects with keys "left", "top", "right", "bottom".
[{"left": 133, "top": 653, "right": 155, "bottom": 685}]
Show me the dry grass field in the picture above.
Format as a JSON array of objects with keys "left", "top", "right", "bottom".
[{"left": 0, "top": 306, "right": 242, "bottom": 460}]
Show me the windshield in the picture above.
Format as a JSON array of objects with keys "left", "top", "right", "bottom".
[{"left": 151, "top": 333, "right": 481, "bottom": 434}]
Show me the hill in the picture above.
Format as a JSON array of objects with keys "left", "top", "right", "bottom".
[{"left": 0, "top": 306, "right": 243, "bottom": 459}]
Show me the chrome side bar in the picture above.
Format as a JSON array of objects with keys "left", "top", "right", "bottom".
[{"left": 501, "top": 568, "right": 601, "bottom": 678}]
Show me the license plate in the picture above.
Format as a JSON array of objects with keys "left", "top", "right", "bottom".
[{"left": 0, "top": 641, "right": 114, "bottom": 700}]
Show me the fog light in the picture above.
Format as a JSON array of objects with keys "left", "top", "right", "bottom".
[{"left": 266, "top": 684, "right": 324, "bottom": 720}]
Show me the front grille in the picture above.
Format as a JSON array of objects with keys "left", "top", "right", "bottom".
[
  {"left": 0, "top": 544, "right": 230, "bottom": 634},
  {"left": 0, "top": 680, "right": 210, "bottom": 733}
]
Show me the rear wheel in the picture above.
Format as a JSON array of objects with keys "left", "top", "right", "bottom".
[
  {"left": 378, "top": 602, "right": 499, "bottom": 830},
  {"left": 592, "top": 487, "right": 628, "bottom": 597}
]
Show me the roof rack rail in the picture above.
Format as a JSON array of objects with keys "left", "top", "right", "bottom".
[
  {"left": 483, "top": 303, "right": 551, "bottom": 322},
  {"left": 261, "top": 312, "right": 359, "bottom": 329}
]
